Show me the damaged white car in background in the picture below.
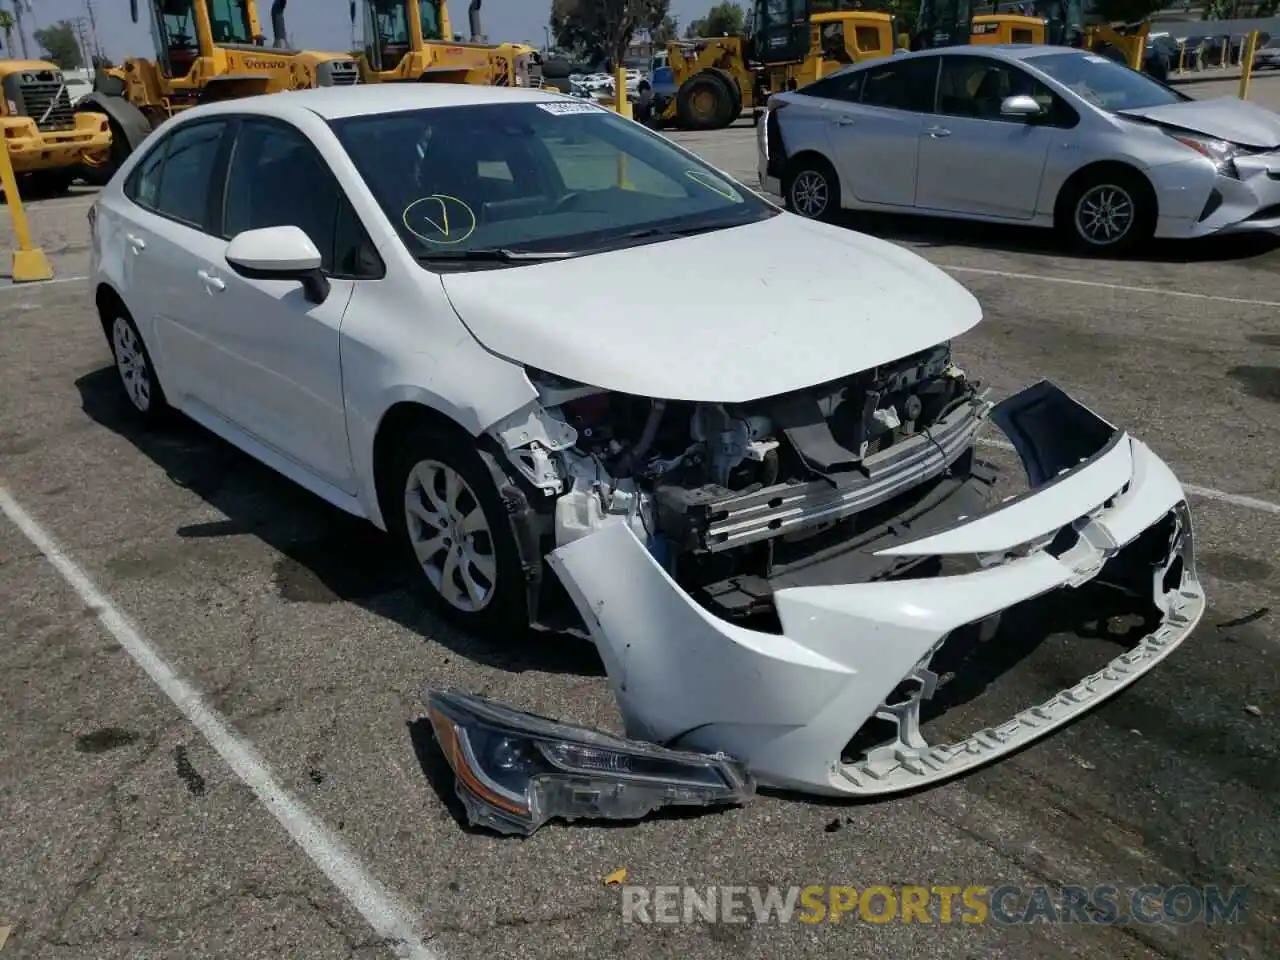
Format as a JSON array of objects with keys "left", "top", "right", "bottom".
[{"left": 89, "top": 86, "right": 1205, "bottom": 837}]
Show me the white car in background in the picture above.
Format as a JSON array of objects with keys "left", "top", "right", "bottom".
[
  {"left": 761, "top": 44, "right": 1280, "bottom": 253},
  {"left": 89, "top": 84, "right": 1202, "bottom": 830}
]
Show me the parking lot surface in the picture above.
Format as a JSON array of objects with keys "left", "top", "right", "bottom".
[{"left": 1, "top": 73, "right": 1278, "bottom": 960}]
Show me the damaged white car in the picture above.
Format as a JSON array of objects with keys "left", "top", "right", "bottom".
[{"left": 91, "top": 85, "right": 1205, "bottom": 834}]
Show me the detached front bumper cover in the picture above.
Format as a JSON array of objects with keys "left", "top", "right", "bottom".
[
  {"left": 425, "top": 689, "right": 755, "bottom": 836},
  {"left": 427, "top": 381, "right": 1206, "bottom": 832}
]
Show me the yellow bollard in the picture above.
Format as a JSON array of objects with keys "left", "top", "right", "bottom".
[
  {"left": 0, "top": 140, "right": 52, "bottom": 282},
  {"left": 613, "top": 65, "right": 632, "bottom": 120},
  {"left": 1177, "top": 42, "right": 1186, "bottom": 73},
  {"left": 1239, "top": 30, "right": 1259, "bottom": 101}
]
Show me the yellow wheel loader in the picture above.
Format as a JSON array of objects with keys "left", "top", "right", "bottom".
[
  {"left": 351, "top": 0, "right": 543, "bottom": 87},
  {"left": 77, "top": 0, "right": 360, "bottom": 184},
  {"left": 0, "top": 58, "right": 111, "bottom": 195},
  {"left": 636, "top": 0, "right": 897, "bottom": 133}
]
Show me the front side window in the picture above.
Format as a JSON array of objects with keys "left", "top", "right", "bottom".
[
  {"left": 1024, "top": 50, "right": 1190, "bottom": 110},
  {"left": 221, "top": 117, "right": 379, "bottom": 278},
  {"left": 206, "top": 0, "right": 253, "bottom": 44},
  {"left": 330, "top": 101, "right": 777, "bottom": 268},
  {"left": 148, "top": 120, "right": 229, "bottom": 229},
  {"left": 860, "top": 56, "right": 939, "bottom": 112},
  {"left": 936, "top": 55, "right": 1074, "bottom": 125}
]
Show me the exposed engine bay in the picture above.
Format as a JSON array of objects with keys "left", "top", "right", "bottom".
[{"left": 489, "top": 341, "right": 993, "bottom": 626}]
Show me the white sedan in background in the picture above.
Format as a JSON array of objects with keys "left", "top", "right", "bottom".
[
  {"left": 760, "top": 44, "right": 1280, "bottom": 253},
  {"left": 89, "top": 83, "right": 1202, "bottom": 828}
]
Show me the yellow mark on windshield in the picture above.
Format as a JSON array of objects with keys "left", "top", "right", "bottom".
[
  {"left": 685, "top": 170, "right": 743, "bottom": 202},
  {"left": 403, "top": 194, "right": 477, "bottom": 245}
]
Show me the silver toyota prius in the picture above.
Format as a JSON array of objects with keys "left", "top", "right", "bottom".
[{"left": 758, "top": 44, "right": 1280, "bottom": 254}]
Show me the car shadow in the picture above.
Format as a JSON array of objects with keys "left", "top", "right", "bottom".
[
  {"left": 830, "top": 208, "right": 1280, "bottom": 266},
  {"left": 74, "top": 365, "right": 605, "bottom": 678}
]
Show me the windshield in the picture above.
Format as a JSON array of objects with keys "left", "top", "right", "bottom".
[
  {"left": 1024, "top": 51, "right": 1189, "bottom": 110},
  {"left": 330, "top": 101, "right": 776, "bottom": 268},
  {"left": 419, "top": 0, "right": 441, "bottom": 40},
  {"left": 370, "top": 0, "right": 409, "bottom": 45}
]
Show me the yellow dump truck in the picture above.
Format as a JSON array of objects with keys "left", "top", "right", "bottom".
[{"left": 0, "top": 58, "right": 111, "bottom": 193}]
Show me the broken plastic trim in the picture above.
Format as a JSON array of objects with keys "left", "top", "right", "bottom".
[{"left": 424, "top": 689, "right": 755, "bottom": 836}]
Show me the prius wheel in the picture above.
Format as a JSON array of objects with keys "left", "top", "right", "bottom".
[
  {"left": 107, "top": 312, "right": 169, "bottom": 424},
  {"left": 387, "top": 430, "right": 528, "bottom": 634},
  {"left": 784, "top": 157, "right": 839, "bottom": 223},
  {"left": 1058, "top": 168, "right": 1154, "bottom": 256}
]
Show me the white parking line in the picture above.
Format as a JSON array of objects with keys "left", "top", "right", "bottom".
[
  {"left": 0, "top": 275, "right": 89, "bottom": 292},
  {"left": 0, "top": 487, "right": 440, "bottom": 960},
  {"left": 977, "top": 438, "right": 1280, "bottom": 516},
  {"left": 942, "top": 265, "right": 1280, "bottom": 310}
]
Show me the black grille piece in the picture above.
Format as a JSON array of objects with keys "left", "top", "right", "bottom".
[{"left": 19, "top": 76, "right": 76, "bottom": 131}]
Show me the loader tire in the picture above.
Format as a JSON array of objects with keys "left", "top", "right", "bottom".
[
  {"left": 710, "top": 67, "right": 743, "bottom": 122},
  {"left": 676, "top": 71, "right": 735, "bottom": 130}
]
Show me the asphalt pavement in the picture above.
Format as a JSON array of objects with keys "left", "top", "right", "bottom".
[{"left": 0, "top": 73, "right": 1278, "bottom": 960}]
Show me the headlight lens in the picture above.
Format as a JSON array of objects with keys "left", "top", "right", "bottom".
[
  {"left": 1167, "top": 131, "right": 1243, "bottom": 178},
  {"left": 425, "top": 688, "right": 755, "bottom": 835}
]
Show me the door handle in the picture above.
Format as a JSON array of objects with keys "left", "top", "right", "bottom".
[
  {"left": 831, "top": 116, "right": 857, "bottom": 126},
  {"left": 197, "top": 269, "right": 226, "bottom": 293},
  {"left": 925, "top": 126, "right": 951, "bottom": 138},
  {"left": 126, "top": 233, "right": 145, "bottom": 253}
]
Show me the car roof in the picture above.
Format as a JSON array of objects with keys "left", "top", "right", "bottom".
[{"left": 177, "top": 82, "right": 569, "bottom": 123}]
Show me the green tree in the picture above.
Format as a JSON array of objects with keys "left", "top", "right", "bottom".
[
  {"left": 34, "top": 20, "right": 84, "bottom": 69},
  {"left": 650, "top": 13, "right": 679, "bottom": 43},
  {"left": 550, "top": 0, "right": 670, "bottom": 67},
  {"left": 692, "top": 2, "right": 745, "bottom": 37},
  {"left": 0, "top": 10, "right": 14, "bottom": 56}
]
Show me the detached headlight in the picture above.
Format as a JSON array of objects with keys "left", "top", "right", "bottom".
[
  {"left": 424, "top": 688, "right": 755, "bottom": 835},
  {"left": 1167, "top": 131, "right": 1244, "bottom": 178}
]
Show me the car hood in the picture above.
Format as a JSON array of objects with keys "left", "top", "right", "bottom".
[
  {"left": 438, "top": 214, "right": 982, "bottom": 404},
  {"left": 1119, "top": 97, "right": 1280, "bottom": 149}
]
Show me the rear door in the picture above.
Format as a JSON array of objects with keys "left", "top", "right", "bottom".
[
  {"left": 118, "top": 118, "right": 235, "bottom": 412},
  {"left": 828, "top": 55, "right": 939, "bottom": 207}
]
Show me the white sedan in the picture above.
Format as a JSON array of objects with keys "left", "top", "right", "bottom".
[
  {"left": 90, "top": 84, "right": 1203, "bottom": 828},
  {"left": 761, "top": 45, "right": 1280, "bottom": 253}
]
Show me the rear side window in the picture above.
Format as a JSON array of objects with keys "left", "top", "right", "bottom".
[
  {"left": 125, "top": 143, "right": 165, "bottom": 209},
  {"left": 860, "top": 56, "right": 939, "bottom": 112},
  {"left": 152, "top": 121, "right": 228, "bottom": 228},
  {"left": 795, "top": 68, "right": 864, "bottom": 102}
]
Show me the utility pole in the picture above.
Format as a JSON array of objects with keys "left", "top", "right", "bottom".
[
  {"left": 84, "top": 0, "right": 104, "bottom": 62},
  {"left": 13, "top": 0, "right": 31, "bottom": 59},
  {"left": 72, "top": 16, "right": 92, "bottom": 69}
]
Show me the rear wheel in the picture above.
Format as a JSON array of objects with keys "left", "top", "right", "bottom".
[
  {"left": 106, "top": 311, "right": 170, "bottom": 425},
  {"left": 783, "top": 156, "right": 840, "bottom": 223},
  {"left": 1057, "top": 167, "right": 1155, "bottom": 256}
]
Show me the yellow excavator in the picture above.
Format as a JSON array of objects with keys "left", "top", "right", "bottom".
[
  {"left": 351, "top": 0, "right": 543, "bottom": 87},
  {"left": 0, "top": 58, "right": 111, "bottom": 193},
  {"left": 639, "top": 0, "right": 898, "bottom": 131},
  {"left": 77, "top": 0, "right": 360, "bottom": 183}
]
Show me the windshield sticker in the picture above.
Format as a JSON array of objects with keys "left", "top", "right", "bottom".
[
  {"left": 537, "top": 100, "right": 605, "bottom": 116},
  {"left": 403, "top": 194, "right": 477, "bottom": 245},
  {"left": 684, "top": 169, "right": 744, "bottom": 202}
]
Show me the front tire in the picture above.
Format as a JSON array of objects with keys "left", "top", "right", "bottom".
[
  {"left": 107, "top": 311, "right": 170, "bottom": 425},
  {"left": 385, "top": 428, "right": 529, "bottom": 634},
  {"left": 1057, "top": 168, "right": 1154, "bottom": 256},
  {"left": 783, "top": 156, "right": 840, "bottom": 223}
]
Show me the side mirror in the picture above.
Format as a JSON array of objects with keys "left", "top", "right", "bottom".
[
  {"left": 225, "top": 226, "right": 330, "bottom": 305},
  {"left": 1000, "top": 94, "right": 1043, "bottom": 118}
]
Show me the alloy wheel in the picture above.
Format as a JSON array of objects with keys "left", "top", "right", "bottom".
[
  {"left": 790, "top": 170, "right": 829, "bottom": 219},
  {"left": 112, "top": 317, "right": 152, "bottom": 412},
  {"left": 403, "top": 459, "right": 497, "bottom": 613},
  {"left": 1074, "top": 184, "right": 1135, "bottom": 246}
]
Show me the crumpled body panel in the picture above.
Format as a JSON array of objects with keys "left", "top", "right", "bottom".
[{"left": 545, "top": 382, "right": 1205, "bottom": 796}]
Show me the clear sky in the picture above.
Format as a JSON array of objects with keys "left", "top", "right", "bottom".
[{"left": 10, "top": 0, "right": 716, "bottom": 64}]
